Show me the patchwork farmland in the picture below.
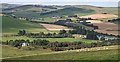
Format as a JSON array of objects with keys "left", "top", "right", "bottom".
[{"left": 1, "top": 3, "right": 120, "bottom": 61}]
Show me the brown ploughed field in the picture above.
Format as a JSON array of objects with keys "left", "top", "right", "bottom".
[
  {"left": 40, "top": 23, "right": 72, "bottom": 31},
  {"left": 86, "top": 20, "right": 119, "bottom": 36}
]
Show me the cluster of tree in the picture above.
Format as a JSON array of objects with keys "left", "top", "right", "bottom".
[
  {"left": 77, "top": 18, "right": 95, "bottom": 21},
  {"left": 54, "top": 19, "right": 72, "bottom": 25},
  {"left": 108, "top": 18, "right": 120, "bottom": 23},
  {"left": 80, "top": 22, "right": 98, "bottom": 29},
  {"left": 68, "top": 27, "right": 87, "bottom": 35},
  {"left": 18, "top": 30, "right": 26, "bottom": 36},
  {"left": 68, "top": 15, "right": 78, "bottom": 18}
]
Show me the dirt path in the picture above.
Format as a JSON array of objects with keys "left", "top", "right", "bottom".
[{"left": 1, "top": 45, "right": 118, "bottom": 59}]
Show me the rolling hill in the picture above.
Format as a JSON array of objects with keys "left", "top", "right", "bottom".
[{"left": 2, "top": 4, "right": 118, "bottom": 19}]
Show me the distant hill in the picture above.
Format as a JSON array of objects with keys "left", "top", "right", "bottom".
[{"left": 1, "top": 4, "right": 118, "bottom": 18}]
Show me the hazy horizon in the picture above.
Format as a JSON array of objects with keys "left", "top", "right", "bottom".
[{"left": 0, "top": 0, "right": 119, "bottom": 7}]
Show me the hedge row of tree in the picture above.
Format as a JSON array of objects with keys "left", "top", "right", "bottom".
[
  {"left": 18, "top": 30, "right": 73, "bottom": 38},
  {"left": 2, "top": 39, "right": 120, "bottom": 51}
]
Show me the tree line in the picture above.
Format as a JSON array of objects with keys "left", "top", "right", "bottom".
[{"left": 18, "top": 30, "right": 73, "bottom": 38}]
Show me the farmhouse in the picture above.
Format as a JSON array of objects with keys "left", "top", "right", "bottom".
[{"left": 22, "top": 43, "right": 29, "bottom": 47}]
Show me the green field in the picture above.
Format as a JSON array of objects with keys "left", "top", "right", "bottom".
[
  {"left": 2, "top": 16, "right": 49, "bottom": 33},
  {"left": 2, "top": 45, "right": 119, "bottom": 60}
]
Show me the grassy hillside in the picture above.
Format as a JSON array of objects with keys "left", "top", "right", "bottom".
[{"left": 2, "top": 16, "right": 46, "bottom": 33}]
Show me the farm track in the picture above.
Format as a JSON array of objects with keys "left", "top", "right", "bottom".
[{"left": 1, "top": 45, "right": 118, "bottom": 60}]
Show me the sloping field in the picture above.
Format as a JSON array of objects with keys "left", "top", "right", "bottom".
[
  {"left": 40, "top": 23, "right": 72, "bottom": 31},
  {"left": 87, "top": 20, "right": 119, "bottom": 35},
  {"left": 80, "top": 14, "right": 117, "bottom": 19},
  {"left": 2, "top": 16, "right": 46, "bottom": 33}
]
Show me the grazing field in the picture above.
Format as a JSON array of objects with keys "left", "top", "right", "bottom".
[
  {"left": 80, "top": 14, "right": 117, "bottom": 19},
  {"left": 40, "top": 23, "right": 72, "bottom": 31},
  {"left": 4, "top": 45, "right": 119, "bottom": 60},
  {"left": 86, "top": 20, "right": 119, "bottom": 35}
]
